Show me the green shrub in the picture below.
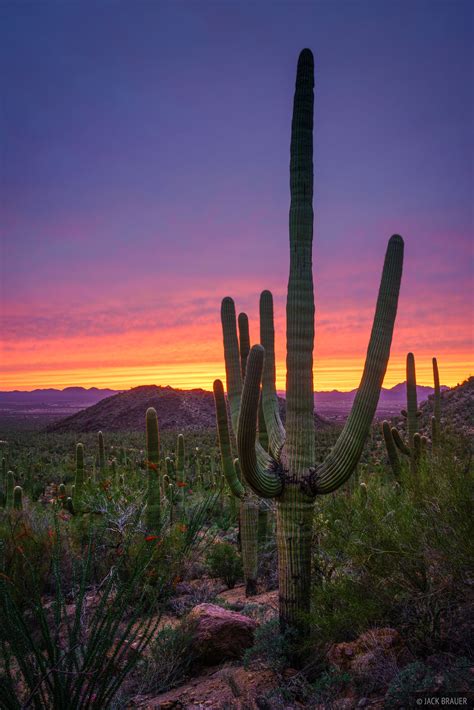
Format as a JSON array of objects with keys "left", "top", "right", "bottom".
[
  {"left": 243, "top": 619, "right": 296, "bottom": 674},
  {"left": 140, "top": 622, "right": 196, "bottom": 694},
  {"left": 308, "top": 431, "right": 474, "bottom": 657},
  {"left": 206, "top": 541, "right": 242, "bottom": 589}
]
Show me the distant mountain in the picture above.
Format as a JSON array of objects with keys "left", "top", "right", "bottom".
[
  {"left": 0, "top": 387, "right": 119, "bottom": 404},
  {"left": 313, "top": 382, "right": 444, "bottom": 407},
  {"left": 46, "top": 385, "right": 330, "bottom": 434}
]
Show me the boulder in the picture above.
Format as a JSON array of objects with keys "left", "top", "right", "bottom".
[{"left": 187, "top": 603, "right": 257, "bottom": 665}]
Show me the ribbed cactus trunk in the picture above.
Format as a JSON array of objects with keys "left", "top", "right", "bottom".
[
  {"left": 276, "top": 49, "right": 316, "bottom": 629},
  {"left": 240, "top": 498, "right": 259, "bottom": 595}
]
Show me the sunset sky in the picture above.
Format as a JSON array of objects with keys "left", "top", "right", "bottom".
[{"left": 1, "top": 0, "right": 472, "bottom": 392}]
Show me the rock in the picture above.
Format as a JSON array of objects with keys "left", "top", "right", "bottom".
[
  {"left": 328, "top": 627, "right": 412, "bottom": 683},
  {"left": 187, "top": 603, "right": 258, "bottom": 665}
]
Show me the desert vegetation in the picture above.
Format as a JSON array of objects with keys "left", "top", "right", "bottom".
[{"left": 0, "top": 48, "right": 472, "bottom": 709}]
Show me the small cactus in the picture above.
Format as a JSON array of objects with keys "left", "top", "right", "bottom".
[
  {"left": 98, "top": 431, "right": 106, "bottom": 475},
  {"left": 73, "top": 443, "right": 85, "bottom": 512},
  {"left": 5, "top": 471, "right": 14, "bottom": 509},
  {"left": 431, "top": 357, "right": 441, "bottom": 450},
  {"left": 13, "top": 486, "right": 23, "bottom": 510},
  {"left": 145, "top": 408, "right": 161, "bottom": 533}
]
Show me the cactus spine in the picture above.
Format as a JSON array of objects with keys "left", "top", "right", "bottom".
[
  {"left": 220, "top": 49, "right": 404, "bottom": 633},
  {"left": 145, "top": 407, "right": 161, "bottom": 533}
]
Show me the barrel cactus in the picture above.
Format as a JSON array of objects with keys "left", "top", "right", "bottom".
[{"left": 219, "top": 49, "right": 404, "bottom": 633}]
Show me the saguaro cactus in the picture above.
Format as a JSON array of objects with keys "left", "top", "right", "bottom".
[
  {"left": 5, "top": 471, "right": 14, "bottom": 509},
  {"left": 220, "top": 49, "right": 404, "bottom": 633},
  {"left": 176, "top": 434, "right": 185, "bottom": 485},
  {"left": 13, "top": 486, "right": 23, "bottom": 510},
  {"left": 145, "top": 407, "right": 161, "bottom": 533},
  {"left": 383, "top": 352, "right": 426, "bottom": 475},
  {"left": 98, "top": 431, "right": 106, "bottom": 474},
  {"left": 213, "top": 379, "right": 259, "bottom": 595},
  {"left": 431, "top": 357, "right": 441, "bottom": 450},
  {"left": 73, "top": 443, "right": 85, "bottom": 512}
]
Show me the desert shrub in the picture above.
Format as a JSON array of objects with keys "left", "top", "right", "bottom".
[
  {"left": 384, "top": 657, "right": 471, "bottom": 708},
  {"left": 0, "top": 516, "right": 163, "bottom": 709},
  {"left": 206, "top": 541, "right": 242, "bottom": 589},
  {"left": 138, "top": 621, "right": 196, "bottom": 694},
  {"left": 243, "top": 619, "right": 296, "bottom": 674},
  {"left": 0, "top": 503, "right": 55, "bottom": 608},
  {"left": 307, "top": 431, "right": 474, "bottom": 657}
]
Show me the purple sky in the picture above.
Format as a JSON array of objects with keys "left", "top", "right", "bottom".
[{"left": 1, "top": 0, "right": 472, "bottom": 391}]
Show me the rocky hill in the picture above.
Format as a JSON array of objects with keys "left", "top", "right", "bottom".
[
  {"left": 46, "top": 384, "right": 330, "bottom": 434},
  {"left": 420, "top": 376, "right": 473, "bottom": 435}
]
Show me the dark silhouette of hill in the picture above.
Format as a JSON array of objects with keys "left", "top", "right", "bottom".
[{"left": 45, "top": 385, "right": 330, "bottom": 433}]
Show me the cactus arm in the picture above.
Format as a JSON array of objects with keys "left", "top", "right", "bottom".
[
  {"left": 309, "top": 234, "right": 404, "bottom": 495},
  {"left": 213, "top": 379, "right": 245, "bottom": 499},
  {"left": 221, "top": 297, "right": 243, "bottom": 434},
  {"left": 259, "top": 290, "right": 286, "bottom": 459},
  {"left": 391, "top": 426, "right": 411, "bottom": 456},
  {"left": 238, "top": 312, "right": 251, "bottom": 379},
  {"left": 382, "top": 420, "right": 401, "bottom": 477},
  {"left": 238, "top": 345, "right": 284, "bottom": 498},
  {"left": 406, "top": 353, "right": 418, "bottom": 446},
  {"left": 285, "top": 48, "right": 316, "bottom": 477}
]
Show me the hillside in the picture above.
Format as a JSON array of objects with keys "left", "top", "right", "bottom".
[
  {"left": 420, "top": 376, "right": 474, "bottom": 435},
  {"left": 45, "top": 384, "right": 329, "bottom": 433}
]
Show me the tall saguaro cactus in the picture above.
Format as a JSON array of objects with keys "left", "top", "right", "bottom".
[
  {"left": 213, "top": 379, "right": 259, "bottom": 595},
  {"left": 383, "top": 352, "right": 425, "bottom": 476},
  {"left": 73, "top": 443, "right": 85, "bottom": 512},
  {"left": 98, "top": 431, "right": 106, "bottom": 475},
  {"left": 220, "top": 49, "right": 404, "bottom": 633},
  {"left": 145, "top": 407, "right": 161, "bottom": 533},
  {"left": 431, "top": 357, "right": 441, "bottom": 450}
]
